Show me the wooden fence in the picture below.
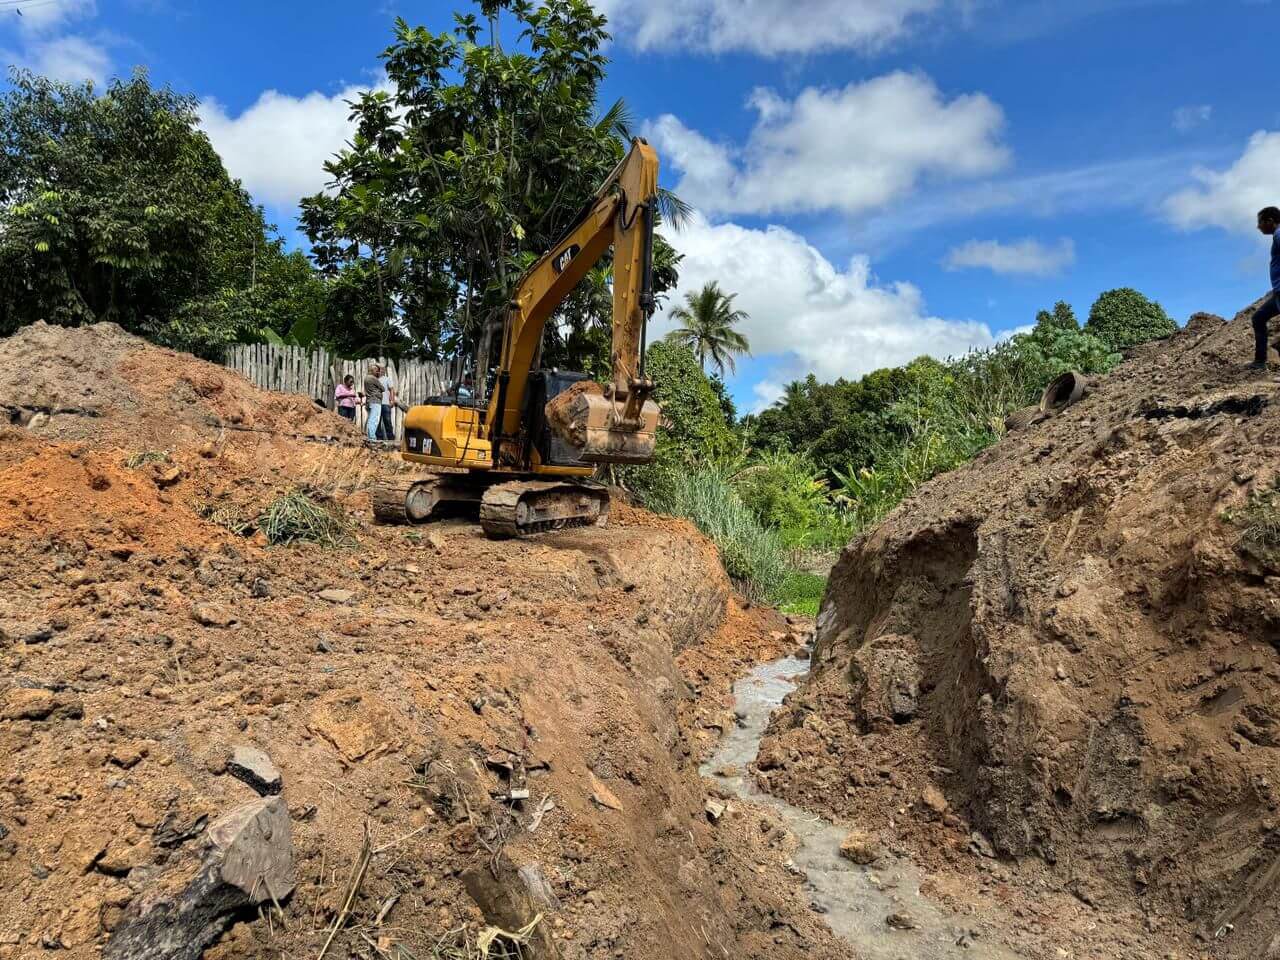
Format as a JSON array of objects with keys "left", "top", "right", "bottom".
[{"left": 223, "top": 344, "right": 465, "bottom": 439}]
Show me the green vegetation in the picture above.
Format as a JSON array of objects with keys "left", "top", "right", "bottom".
[
  {"left": 629, "top": 296, "right": 1165, "bottom": 608},
  {"left": 664, "top": 281, "right": 752, "bottom": 376},
  {"left": 124, "top": 450, "right": 170, "bottom": 469},
  {"left": 774, "top": 571, "right": 828, "bottom": 617},
  {"left": 0, "top": 70, "right": 325, "bottom": 357},
  {"left": 299, "top": 1, "right": 684, "bottom": 368},
  {"left": 199, "top": 491, "right": 354, "bottom": 547},
  {"left": 258, "top": 491, "right": 355, "bottom": 547},
  {"left": 1085, "top": 287, "right": 1176, "bottom": 351}
]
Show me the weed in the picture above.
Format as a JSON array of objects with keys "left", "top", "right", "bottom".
[
  {"left": 125, "top": 450, "right": 170, "bottom": 469},
  {"left": 198, "top": 502, "right": 255, "bottom": 537},
  {"left": 774, "top": 571, "right": 827, "bottom": 617},
  {"left": 1234, "top": 483, "right": 1280, "bottom": 560},
  {"left": 258, "top": 490, "right": 355, "bottom": 547}
]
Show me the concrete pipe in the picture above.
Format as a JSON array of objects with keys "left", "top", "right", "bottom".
[{"left": 1040, "top": 371, "right": 1089, "bottom": 416}]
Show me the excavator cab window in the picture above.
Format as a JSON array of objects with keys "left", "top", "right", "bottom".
[{"left": 526, "top": 369, "right": 591, "bottom": 468}]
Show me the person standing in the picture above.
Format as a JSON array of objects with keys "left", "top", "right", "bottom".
[
  {"left": 1251, "top": 206, "right": 1280, "bottom": 370},
  {"left": 334, "top": 375, "right": 359, "bottom": 422},
  {"left": 363, "top": 364, "right": 385, "bottom": 442},
  {"left": 379, "top": 368, "right": 397, "bottom": 442}
]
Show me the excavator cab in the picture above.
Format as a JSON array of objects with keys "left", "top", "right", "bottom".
[{"left": 372, "top": 139, "right": 663, "bottom": 538}]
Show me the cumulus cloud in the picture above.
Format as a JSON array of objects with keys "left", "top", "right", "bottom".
[
  {"left": 1172, "top": 104, "right": 1212, "bottom": 133},
  {"left": 1164, "top": 131, "right": 1280, "bottom": 233},
  {"left": 648, "top": 72, "right": 1008, "bottom": 219},
  {"left": 12, "top": 0, "right": 97, "bottom": 35},
  {"left": 594, "top": 0, "right": 943, "bottom": 56},
  {"left": 200, "top": 86, "right": 379, "bottom": 208},
  {"left": 10, "top": 34, "right": 111, "bottom": 84},
  {"left": 943, "top": 237, "right": 1076, "bottom": 276},
  {"left": 654, "top": 214, "right": 996, "bottom": 408},
  {"left": 1, "top": 0, "right": 110, "bottom": 85}
]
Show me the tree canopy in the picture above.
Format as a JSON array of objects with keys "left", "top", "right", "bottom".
[
  {"left": 1085, "top": 287, "right": 1176, "bottom": 351},
  {"left": 300, "top": 0, "right": 682, "bottom": 370},
  {"left": 0, "top": 69, "right": 323, "bottom": 357},
  {"left": 664, "top": 281, "right": 752, "bottom": 376}
]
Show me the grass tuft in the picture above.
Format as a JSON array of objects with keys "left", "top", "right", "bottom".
[
  {"left": 258, "top": 490, "right": 354, "bottom": 547},
  {"left": 1234, "top": 483, "right": 1280, "bottom": 561},
  {"left": 125, "top": 450, "right": 170, "bottom": 469},
  {"left": 197, "top": 502, "right": 255, "bottom": 537},
  {"left": 774, "top": 571, "right": 827, "bottom": 617}
]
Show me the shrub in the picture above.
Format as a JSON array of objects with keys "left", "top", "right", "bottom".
[
  {"left": 645, "top": 340, "right": 735, "bottom": 461},
  {"left": 1233, "top": 483, "right": 1280, "bottom": 562},
  {"left": 774, "top": 571, "right": 828, "bottom": 617},
  {"left": 1085, "top": 288, "right": 1176, "bottom": 351},
  {"left": 642, "top": 463, "right": 787, "bottom": 601}
]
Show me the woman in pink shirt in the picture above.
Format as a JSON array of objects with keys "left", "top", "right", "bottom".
[{"left": 334, "top": 375, "right": 360, "bottom": 422}]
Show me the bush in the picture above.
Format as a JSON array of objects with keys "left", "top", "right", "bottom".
[
  {"left": 1085, "top": 288, "right": 1176, "bottom": 351},
  {"left": 645, "top": 340, "right": 736, "bottom": 461},
  {"left": 642, "top": 463, "right": 787, "bottom": 601},
  {"left": 774, "top": 571, "right": 828, "bottom": 617},
  {"left": 1035, "top": 300, "right": 1079, "bottom": 332},
  {"left": 258, "top": 491, "right": 354, "bottom": 547}
]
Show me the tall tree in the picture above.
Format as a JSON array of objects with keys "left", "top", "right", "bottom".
[
  {"left": 300, "top": 1, "right": 684, "bottom": 368},
  {"left": 0, "top": 68, "right": 323, "bottom": 357},
  {"left": 664, "top": 282, "right": 752, "bottom": 375}
]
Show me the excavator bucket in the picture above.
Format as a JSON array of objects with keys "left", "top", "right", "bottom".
[{"left": 544, "top": 381, "right": 660, "bottom": 465}]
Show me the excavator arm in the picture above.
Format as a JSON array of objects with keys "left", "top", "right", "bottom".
[{"left": 487, "top": 138, "right": 661, "bottom": 466}]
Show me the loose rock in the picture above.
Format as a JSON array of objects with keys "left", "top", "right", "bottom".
[{"left": 226, "top": 745, "right": 283, "bottom": 796}]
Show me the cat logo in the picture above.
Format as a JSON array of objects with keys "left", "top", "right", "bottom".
[{"left": 552, "top": 244, "right": 580, "bottom": 274}]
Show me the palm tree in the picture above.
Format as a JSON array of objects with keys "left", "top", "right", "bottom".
[{"left": 664, "top": 282, "right": 752, "bottom": 376}]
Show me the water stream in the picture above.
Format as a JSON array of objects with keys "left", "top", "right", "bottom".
[{"left": 702, "top": 657, "right": 1025, "bottom": 959}]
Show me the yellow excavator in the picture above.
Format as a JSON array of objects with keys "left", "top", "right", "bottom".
[{"left": 372, "top": 139, "right": 662, "bottom": 538}]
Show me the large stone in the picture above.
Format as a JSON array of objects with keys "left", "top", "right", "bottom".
[
  {"left": 850, "top": 638, "right": 921, "bottom": 728},
  {"left": 191, "top": 602, "right": 234, "bottom": 628},
  {"left": 226, "top": 745, "right": 282, "bottom": 796},
  {"left": 838, "top": 830, "right": 881, "bottom": 865},
  {"left": 104, "top": 796, "right": 294, "bottom": 960}
]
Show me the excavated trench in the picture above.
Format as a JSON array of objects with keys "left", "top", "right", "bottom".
[{"left": 705, "top": 657, "right": 1023, "bottom": 960}]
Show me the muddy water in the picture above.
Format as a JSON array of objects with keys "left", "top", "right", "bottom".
[{"left": 703, "top": 657, "right": 1025, "bottom": 960}]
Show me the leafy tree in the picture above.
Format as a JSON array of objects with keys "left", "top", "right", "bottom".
[
  {"left": 0, "top": 69, "right": 320, "bottom": 357},
  {"left": 664, "top": 281, "right": 752, "bottom": 375},
  {"left": 300, "top": 1, "right": 684, "bottom": 370},
  {"left": 644, "top": 340, "right": 735, "bottom": 461},
  {"left": 1085, "top": 287, "right": 1176, "bottom": 351},
  {"left": 1035, "top": 300, "right": 1079, "bottom": 332}
]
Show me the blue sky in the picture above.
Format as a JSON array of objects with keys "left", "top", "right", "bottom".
[{"left": 3, "top": 0, "right": 1278, "bottom": 411}]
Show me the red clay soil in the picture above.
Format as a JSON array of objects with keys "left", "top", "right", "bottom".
[
  {"left": 0, "top": 323, "right": 842, "bottom": 960},
  {"left": 759, "top": 303, "right": 1280, "bottom": 960}
]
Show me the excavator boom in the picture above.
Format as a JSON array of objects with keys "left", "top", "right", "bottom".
[{"left": 492, "top": 139, "right": 661, "bottom": 466}]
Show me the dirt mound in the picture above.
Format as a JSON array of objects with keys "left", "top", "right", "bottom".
[
  {"left": 761, "top": 303, "right": 1280, "bottom": 959},
  {"left": 0, "top": 324, "right": 841, "bottom": 960},
  {"left": 0, "top": 321, "right": 349, "bottom": 448}
]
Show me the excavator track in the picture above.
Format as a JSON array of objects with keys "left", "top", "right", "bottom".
[
  {"left": 479, "top": 480, "right": 610, "bottom": 539},
  {"left": 371, "top": 476, "right": 444, "bottom": 525}
]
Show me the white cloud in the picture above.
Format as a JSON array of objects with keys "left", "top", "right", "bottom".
[
  {"left": 1164, "top": 131, "right": 1280, "bottom": 233},
  {"left": 943, "top": 237, "right": 1075, "bottom": 276},
  {"left": 12, "top": 0, "right": 96, "bottom": 35},
  {"left": 648, "top": 72, "right": 1008, "bottom": 219},
  {"left": 595, "top": 0, "right": 943, "bottom": 56},
  {"left": 655, "top": 214, "right": 996, "bottom": 408},
  {"left": 200, "top": 85, "right": 377, "bottom": 207},
  {"left": 1172, "top": 104, "right": 1212, "bottom": 133},
  {"left": 8, "top": 34, "right": 111, "bottom": 85}
]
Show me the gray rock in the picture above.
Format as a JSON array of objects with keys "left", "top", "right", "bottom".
[
  {"left": 105, "top": 796, "right": 294, "bottom": 960},
  {"left": 317, "top": 588, "right": 355, "bottom": 604},
  {"left": 226, "top": 745, "right": 282, "bottom": 796}
]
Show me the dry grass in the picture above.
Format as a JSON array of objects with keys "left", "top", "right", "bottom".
[
  {"left": 124, "top": 449, "right": 170, "bottom": 468},
  {"left": 258, "top": 490, "right": 355, "bottom": 547},
  {"left": 1236, "top": 483, "right": 1280, "bottom": 560}
]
